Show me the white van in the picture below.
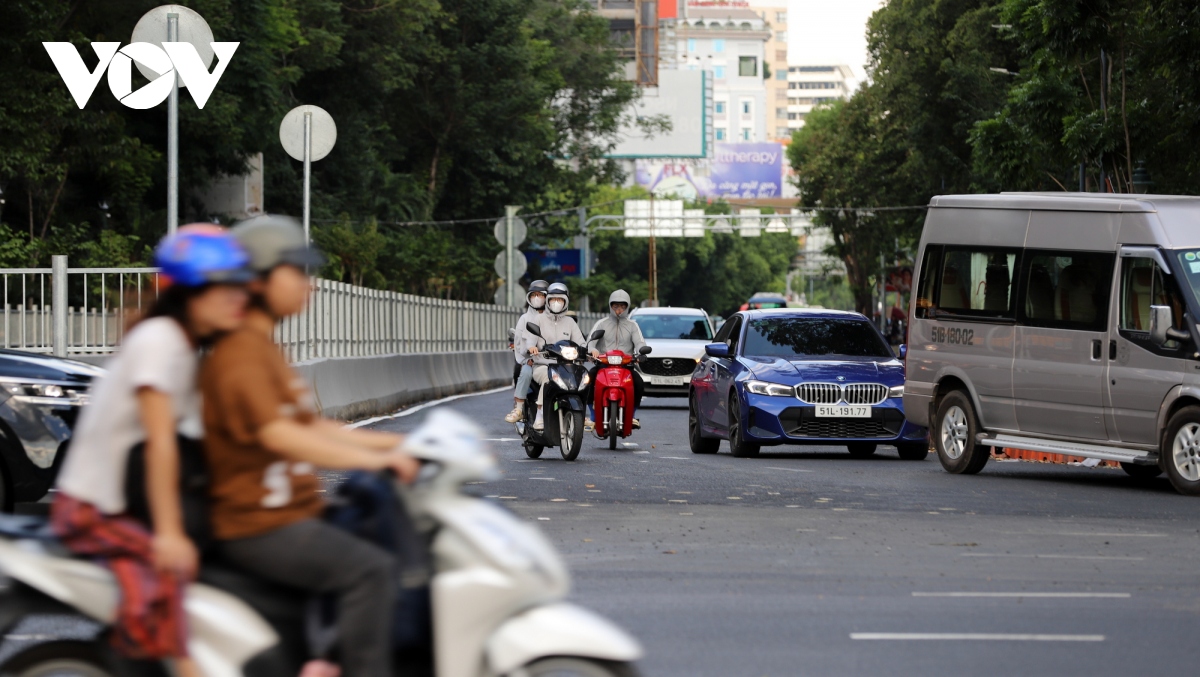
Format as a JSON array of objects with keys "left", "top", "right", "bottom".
[{"left": 904, "top": 193, "right": 1200, "bottom": 495}]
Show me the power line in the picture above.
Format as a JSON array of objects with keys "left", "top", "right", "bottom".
[{"left": 312, "top": 199, "right": 626, "bottom": 229}]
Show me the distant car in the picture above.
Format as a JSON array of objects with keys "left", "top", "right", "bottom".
[
  {"left": 628, "top": 307, "right": 714, "bottom": 397},
  {"left": 688, "top": 309, "right": 928, "bottom": 458},
  {"left": 740, "top": 292, "right": 789, "bottom": 311},
  {"left": 0, "top": 350, "right": 103, "bottom": 510}
]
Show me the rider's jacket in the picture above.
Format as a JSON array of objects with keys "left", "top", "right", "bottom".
[
  {"left": 513, "top": 307, "right": 542, "bottom": 364},
  {"left": 589, "top": 290, "right": 646, "bottom": 355},
  {"left": 528, "top": 312, "right": 585, "bottom": 366}
]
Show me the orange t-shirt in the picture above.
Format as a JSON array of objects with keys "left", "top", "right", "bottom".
[{"left": 200, "top": 326, "right": 324, "bottom": 540}]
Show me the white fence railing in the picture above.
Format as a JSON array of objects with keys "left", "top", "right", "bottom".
[{"left": 0, "top": 257, "right": 603, "bottom": 359}]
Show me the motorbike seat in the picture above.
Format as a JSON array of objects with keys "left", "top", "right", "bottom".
[{"left": 0, "top": 514, "right": 72, "bottom": 557}]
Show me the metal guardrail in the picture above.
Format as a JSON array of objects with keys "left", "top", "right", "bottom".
[{"left": 0, "top": 256, "right": 604, "bottom": 359}]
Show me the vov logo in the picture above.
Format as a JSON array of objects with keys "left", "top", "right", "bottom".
[{"left": 43, "top": 41, "right": 238, "bottom": 110}]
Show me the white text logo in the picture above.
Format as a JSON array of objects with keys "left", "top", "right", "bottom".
[{"left": 42, "top": 41, "right": 239, "bottom": 110}]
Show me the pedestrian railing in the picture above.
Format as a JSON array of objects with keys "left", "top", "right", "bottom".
[{"left": 0, "top": 256, "right": 603, "bottom": 360}]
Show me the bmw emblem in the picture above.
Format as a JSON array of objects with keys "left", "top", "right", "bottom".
[
  {"left": 662, "top": 359, "right": 673, "bottom": 368},
  {"left": 836, "top": 376, "right": 846, "bottom": 382}
]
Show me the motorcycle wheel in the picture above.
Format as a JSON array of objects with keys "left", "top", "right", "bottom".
[
  {"left": 560, "top": 409, "right": 585, "bottom": 461},
  {"left": 1, "top": 641, "right": 115, "bottom": 677},
  {"left": 608, "top": 402, "right": 620, "bottom": 450},
  {"left": 524, "top": 442, "right": 544, "bottom": 459},
  {"left": 519, "top": 657, "right": 641, "bottom": 677}
]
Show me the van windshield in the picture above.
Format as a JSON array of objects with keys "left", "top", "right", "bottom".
[
  {"left": 1178, "top": 250, "right": 1200, "bottom": 311},
  {"left": 743, "top": 318, "right": 893, "bottom": 359}
]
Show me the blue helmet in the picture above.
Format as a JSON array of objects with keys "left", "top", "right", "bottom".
[{"left": 154, "top": 224, "right": 254, "bottom": 287}]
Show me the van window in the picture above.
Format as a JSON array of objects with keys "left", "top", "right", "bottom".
[
  {"left": 1120, "top": 257, "right": 1188, "bottom": 349},
  {"left": 914, "top": 245, "right": 942, "bottom": 319},
  {"left": 1020, "top": 250, "right": 1115, "bottom": 332},
  {"left": 937, "top": 247, "right": 1018, "bottom": 317}
]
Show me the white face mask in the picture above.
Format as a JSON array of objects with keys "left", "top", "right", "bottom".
[
  {"left": 548, "top": 298, "right": 567, "bottom": 314},
  {"left": 528, "top": 293, "right": 546, "bottom": 310}
]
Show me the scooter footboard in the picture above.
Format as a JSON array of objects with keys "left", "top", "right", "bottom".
[{"left": 485, "top": 602, "right": 642, "bottom": 675}]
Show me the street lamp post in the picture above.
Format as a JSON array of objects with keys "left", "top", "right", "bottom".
[{"left": 1132, "top": 161, "right": 1154, "bottom": 194}]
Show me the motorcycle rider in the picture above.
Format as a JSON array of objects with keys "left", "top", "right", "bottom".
[
  {"left": 528, "top": 282, "right": 585, "bottom": 430},
  {"left": 200, "top": 215, "right": 420, "bottom": 677},
  {"left": 505, "top": 280, "right": 549, "bottom": 423},
  {"left": 588, "top": 290, "right": 647, "bottom": 429},
  {"left": 51, "top": 225, "right": 252, "bottom": 677}
]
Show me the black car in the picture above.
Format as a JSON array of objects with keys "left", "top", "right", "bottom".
[{"left": 0, "top": 350, "right": 103, "bottom": 510}]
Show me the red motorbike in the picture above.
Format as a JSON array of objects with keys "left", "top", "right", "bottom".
[{"left": 592, "top": 345, "right": 651, "bottom": 450}]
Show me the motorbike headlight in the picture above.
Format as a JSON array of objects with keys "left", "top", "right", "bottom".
[
  {"left": 560, "top": 346, "right": 579, "bottom": 361},
  {"left": 745, "top": 380, "right": 795, "bottom": 397},
  {"left": 579, "top": 371, "right": 590, "bottom": 388},
  {"left": 3, "top": 382, "right": 88, "bottom": 406},
  {"left": 551, "top": 371, "right": 569, "bottom": 390},
  {"left": 889, "top": 384, "right": 904, "bottom": 398},
  {"left": 607, "top": 355, "right": 623, "bottom": 365}
]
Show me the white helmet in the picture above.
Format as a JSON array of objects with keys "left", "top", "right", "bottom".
[{"left": 546, "top": 282, "right": 569, "bottom": 314}]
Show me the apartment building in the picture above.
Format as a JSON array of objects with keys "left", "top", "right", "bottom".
[
  {"left": 674, "top": 7, "right": 770, "bottom": 143},
  {"left": 785, "top": 64, "right": 855, "bottom": 131}
]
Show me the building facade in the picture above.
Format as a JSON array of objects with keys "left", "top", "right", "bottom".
[
  {"left": 785, "top": 64, "right": 854, "bottom": 131},
  {"left": 673, "top": 7, "right": 770, "bottom": 144}
]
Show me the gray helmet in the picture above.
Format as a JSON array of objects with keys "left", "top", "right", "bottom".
[
  {"left": 547, "top": 282, "right": 569, "bottom": 297},
  {"left": 527, "top": 279, "right": 549, "bottom": 309},
  {"left": 546, "top": 282, "right": 569, "bottom": 314},
  {"left": 230, "top": 214, "right": 326, "bottom": 274}
]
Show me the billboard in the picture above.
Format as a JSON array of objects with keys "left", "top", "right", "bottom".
[
  {"left": 635, "top": 142, "right": 784, "bottom": 199},
  {"left": 608, "top": 70, "right": 712, "bottom": 158},
  {"left": 524, "top": 249, "right": 582, "bottom": 282}
]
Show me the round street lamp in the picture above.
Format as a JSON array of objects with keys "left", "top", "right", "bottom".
[{"left": 1132, "top": 161, "right": 1154, "bottom": 194}]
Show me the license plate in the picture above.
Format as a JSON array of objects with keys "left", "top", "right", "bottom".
[
  {"left": 655, "top": 375, "right": 689, "bottom": 386},
  {"left": 815, "top": 405, "right": 871, "bottom": 418}
]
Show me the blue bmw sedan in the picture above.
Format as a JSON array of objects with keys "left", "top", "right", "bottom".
[{"left": 688, "top": 309, "right": 929, "bottom": 458}]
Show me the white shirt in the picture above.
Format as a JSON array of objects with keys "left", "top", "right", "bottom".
[{"left": 56, "top": 317, "right": 202, "bottom": 514}]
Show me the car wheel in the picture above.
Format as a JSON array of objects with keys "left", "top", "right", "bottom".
[
  {"left": 689, "top": 394, "right": 719, "bottom": 455},
  {"left": 847, "top": 443, "right": 877, "bottom": 458},
  {"left": 1163, "top": 405, "right": 1200, "bottom": 496},
  {"left": 897, "top": 442, "right": 929, "bottom": 461},
  {"left": 1119, "top": 462, "right": 1163, "bottom": 480},
  {"left": 727, "top": 393, "right": 760, "bottom": 458},
  {"left": 934, "top": 390, "right": 988, "bottom": 474}
]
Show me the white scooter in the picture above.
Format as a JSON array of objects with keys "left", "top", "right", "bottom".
[{"left": 0, "top": 409, "right": 641, "bottom": 677}]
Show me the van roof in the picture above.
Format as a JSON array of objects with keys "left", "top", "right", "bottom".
[{"left": 929, "top": 192, "right": 1200, "bottom": 213}]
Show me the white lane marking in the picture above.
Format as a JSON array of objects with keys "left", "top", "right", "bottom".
[
  {"left": 851, "top": 633, "right": 1104, "bottom": 642},
  {"left": 961, "top": 554, "right": 1144, "bottom": 561},
  {"left": 347, "top": 386, "right": 511, "bottom": 428},
  {"left": 765, "top": 466, "right": 814, "bottom": 473},
  {"left": 5, "top": 634, "right": 56, "bottom": 641},
  {"left": 660, "top": 456, "right": 689, "bottom": 460},
  {"left": 1000, "top": 531, "right": 1167, "bottom": 538},
  {"left": 485, "top": 438, "right": 520, "bottom": 442},
  {"left": 528, "top": 477, "right": 555, "bottom": 480},
  {"left": 913, "top": 592, "right": 1130, "bottom": 599}
]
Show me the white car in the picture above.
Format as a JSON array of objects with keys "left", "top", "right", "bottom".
[{"left": 628, "top": 307, "right": 715, "bottom": 397}]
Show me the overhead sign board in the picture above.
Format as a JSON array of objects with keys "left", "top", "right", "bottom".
[
  {"left": 623, "top": 200, "right": 685, "bottom": 237},
  {"left": 636, "top": 142, "right": 784, "bottom": 200}
]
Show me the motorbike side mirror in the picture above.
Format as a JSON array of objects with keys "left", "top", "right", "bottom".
[
  {"left": 507, "top": 328, "right": 515, "bottom": 341},
  {"left": 639, "top": 346, "right": 652, "bottom": 355},
  {"left": 590, "top": 329, "right": 605, "bottom": 341},
  {"left": 897, "top": 344, "right": 907, "bottom": 360},
  {"left": 526, "top": 322, "right": 543, "bottom": 338},
  {"left": 704, "top": 342, "right": 730, "bottom": 358}
]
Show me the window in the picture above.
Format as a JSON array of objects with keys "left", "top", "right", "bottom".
[
  {"left": 716, "top": 128, "right": 727, "bottom": 140},
  {"left": 914, "top": 246, "right": 942, "bottom": 319},
  {"left": 713, "top": 39, "right": 725, "bottom": 53},
  {"left": 935, "top": 246, "right": 1019, "bottom": 318},
  {"left": 775, "top": 31, "right": 787, "bottom": 42},
  {"left": 739, "top": 56, "right": 757, "bottom": 77},
  {"left": 776, "top": 11, "right": 787, "bottom": 24},
  {"left": 631, "top": 314, "right": 712, "bottom": 340},
  {"left": 776, "top": 126, "right": 790, "bottom": 137},
  {"left": 787, "top": 112, "right": 797, "bottom": 120},
  {"left": 687, "top": 38, "right": 696, "bottom": 53},
  {"left": 775, "top": 107, "right": 786, "bottom": 119},
  {"left": 788, "top": 82, "right": 797, "bottom": 89},
  {"left": 715, "top": 101, "right": 726, "bottom": 114},
  {"left": 1019, "top": 250, "right": 1114, "bottom": 331},
  {"left": 775, "top": 69, "right": 787, "bottom": 80},
  {"left": 714, "top": 65, "right": 726, "bottom": 79},
  {"left": 714, "top": 316, "right": 742, "bottom": 351},
  {"left": 744, "top": 318, "right": 893, "bottom": 359},
  {"left": 776, "top": 50, "right": 787, "bottom": 62},
  {"left": 1119, "top": 256, "right": 1188, "bottom": 350},
  {"left": 775, "top": 89, "right": 787, "bottom": 100},
  {"left": 741, "top": 100, "right": 752, "bottom": 115},
  {"left": 741, "top": 128, "right": 752, "bottom": 140}
]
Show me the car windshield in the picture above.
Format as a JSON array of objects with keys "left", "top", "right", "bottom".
[
  {"left": 743, "top": 317, "right": 893, "bottom": 359},
  {"left": 1178, "top": 249, "right": 1200, "bottom": 311},
  {"left": 631, "top": 313, "right": 713, "bottom": 340}
]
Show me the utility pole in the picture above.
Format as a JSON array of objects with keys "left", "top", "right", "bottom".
[
  {"left": 647, "top": 194, "right": 658, "bottom": 306},
  {"left": 166, "top": 11, "right": 179, "bottom": 235},
  {"left": 505, "top": 205, "right": 519, "bottom": 307},
  {"left": 577, "top": 207, "right": 590, "bottom": 313}
]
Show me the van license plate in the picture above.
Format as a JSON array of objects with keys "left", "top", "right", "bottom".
[{"left": 815, "top": 406, "right": 871, "bottom": 418}]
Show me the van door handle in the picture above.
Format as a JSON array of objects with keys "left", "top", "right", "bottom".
[
  {"left": 1091, "top": 339, "right": 1102, "bottom": 360},
  {"left": 1109, "top": 340, "right": 1117, "bottom": 360}
]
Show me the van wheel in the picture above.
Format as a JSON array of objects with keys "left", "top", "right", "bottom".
[
  {"left": 1119, "top": 462, "right": 1163, "bottom": 480},
  {"left": 1163, "top": 406, "right": 1200, "bottom": 496},
  {"left": 934, "top": 390, "right": 988, "bottom": 475}
]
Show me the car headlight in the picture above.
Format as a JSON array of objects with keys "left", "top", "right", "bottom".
[
  {"left": 3, "top": 382, "right": 89, "bottom": 406},
  {"left": 889, "top": 384, "right": 904, "bottom": 398},
  {"left": 607, "top": 355, "right": 623, "bottom": 365},
  {"left": 745, "top": 380, "right": 795, "bottom": 397},
  {"left": 559, "top": 346, "right": 579, "bottom": 361}
]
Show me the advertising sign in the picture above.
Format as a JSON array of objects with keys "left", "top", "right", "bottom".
[
  {"left": 635, "top": 143, "right": 783, "bottom": 200},
  {"left": 525, "top": 249, "right": 582, "bottom": 282}
]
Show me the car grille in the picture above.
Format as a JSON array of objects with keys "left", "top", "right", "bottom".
[
  {"left": 795, "top": 382, "right": 887, "bottom": 406},
  {"left": 779, "top": 407, "right": 904, "bottom": 439},
  {"left": 640, "top": 357, "right": 695, "bottom": 377}
]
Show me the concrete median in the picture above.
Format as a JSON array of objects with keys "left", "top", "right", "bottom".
[{"left": 294, "top": 350, "right": 514, "bottom": 421}]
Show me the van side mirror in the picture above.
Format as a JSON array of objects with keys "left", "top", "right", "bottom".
[
  {"left": 1150, "top": 306, "right": 1172, "bottom": 346},
  {"left": 590, "top": 329, "right": 605, "bottom": 341},
  {"left": 525, "top": 322, "right": 542, "bottom": 338},
  {"left": 639, "top": 345, "right": 653, "bottom": 355},
  {"left": 897, "top": 344, "right": 907, "bottom": 360},
  {"left": 705, "top": 342, "right": 730, "bottom": 358}
]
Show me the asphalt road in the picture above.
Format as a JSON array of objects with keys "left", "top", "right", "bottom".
[{"left": 367, "top": 388, "right": 1200, "bottom": 677}]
